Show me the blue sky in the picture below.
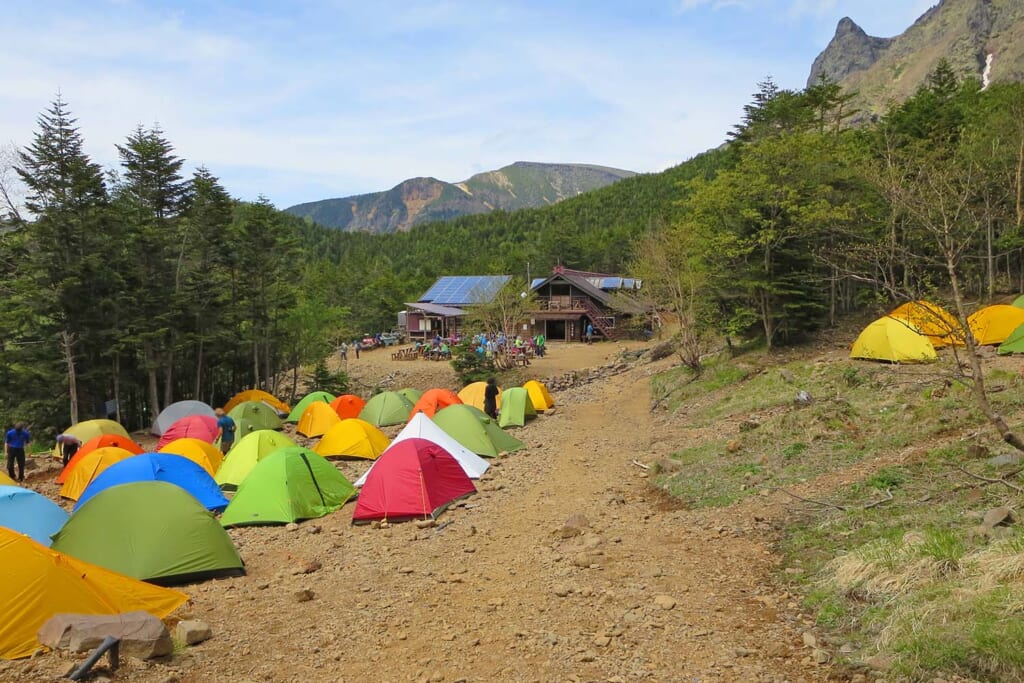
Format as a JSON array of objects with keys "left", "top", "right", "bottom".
[{"left": 0, "top": 1, "right": 936, "bottom": 209}]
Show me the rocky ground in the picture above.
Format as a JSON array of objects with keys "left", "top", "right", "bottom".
[{"left": 7, "top": 341, "right": 847, "bottom": 683}]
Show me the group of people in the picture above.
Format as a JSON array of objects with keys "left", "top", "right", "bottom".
[
  {"left": 338, "top": 340, "right": 363, "bottom": 362},
  {"left": 467, "top": 332, "right": 546, "bottom": 360}
]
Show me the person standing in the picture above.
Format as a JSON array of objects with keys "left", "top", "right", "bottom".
[
  {"left": 339, "top": 341, "right": 348, "bottom": 363},
  {"left": 483, "top": 377, "right": 500, "bottom": 420},
  {"left": 586, "top": 322, "right": 594, "bottom": 344},
  {"left": 214, "top": 408, "right": 236, "bottom": 454},
  {"left": 55, "top": 433, "right": 81, "bottom": 467},
  {"left": 4, "top": 422, "right": 31, "bottom": 482},
  {"left": 354, "top": 339, "right": 361, "bottom": 359}
]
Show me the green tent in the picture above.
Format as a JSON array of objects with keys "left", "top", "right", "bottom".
[
  {"left": 359, "top": 391, "right": 414, "bottom": 427},
  {"left": 229, "top": 401, "right": 283, "bottom": 431},
  {"left": 397, "top": 387, "right": 423, "bottom": 405},
  {"left": 433, "top": 404, "right": 525, "bottom": 457},
  {"left": 286, "top": 391, "right": 336, "bottom": 423},
  {"left": 215, "top": 430, "right": 296, "bottom": 490},
  {"left": 497, "top": 387, "right": 537, "bottom": 428},
  {"left": 51, "top": 481, "right": 244, "bottom": 586},
  {"left": 220, "top": 447, "right": 355, "bottom": 527},
  {"left": 998, "top": 322, "right": 1024, "bottom": 355},
  {"left": 1012, "top": 294, "right": 1024, "bottom": 309}
]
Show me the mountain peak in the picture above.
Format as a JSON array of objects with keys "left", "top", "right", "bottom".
[
  {"left": 286, "top": 162, "right": 635, "bottom": 233},
  {"left": 807, "top": 16, "right": 893, "bottom": 87}
]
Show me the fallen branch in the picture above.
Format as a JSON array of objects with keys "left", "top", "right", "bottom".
[
  {"left": 955, "top": 465, "right": 1024, "bottom": 494},
  {"left": 863, "top": 488, "right": 894, "bottom": 510},
  {"left": 776, "top": 488, "right": 847, "bottom": 511},
  {"left": 631, "top": 459, "right": 650, "bottom": 470},
  {"left": 777, "top": 487, "right": 895, "bottom": 512}
]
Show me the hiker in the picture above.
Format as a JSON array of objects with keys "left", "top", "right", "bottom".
[
  {"left": 214, "top": 408, "right": 236, "bottom": 454},
  {"left": 586, "top": 322, "right": 594, "bottom": 344},
  {"left": 4, "top": 422, "right": 31, "bottom": 482},
  {"left": 483, "top": 377, "right": 499, "bottom": 420},
  {"left": 535, "top": 333, "right": 546, "bottom": 358},
  {"left": 339, "top": 341, "right": 348, "bottom": 362},
  {"left": 354, "top": 339, "right": 361, "bottom": 359},
  {"left": 55, "top": 433, "right": 81, "bottom": 467}
]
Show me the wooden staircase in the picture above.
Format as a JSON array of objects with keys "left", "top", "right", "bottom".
[{"left": 580, "top": 298, "right": 618, "bottom": 340}]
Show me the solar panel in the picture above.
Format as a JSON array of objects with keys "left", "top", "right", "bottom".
[
  {"left": 601, "top": 277, "right": 623, "bottom": 289},
  {"left": 530, "top": 278, "right": 545, "bottom": 290},
  {"left": 419, "top": 276, "right": 511, "bottom": 305}
]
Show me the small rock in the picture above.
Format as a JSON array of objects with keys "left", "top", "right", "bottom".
[
  {"left": 813, "top": 648, "right": 830, "bottom": 664},
  {"left": 726, "top": 440, "right": 742, "bottom": 453},
  {"left": 794, "top": 391, "right": 813, "bottom": 406},
  {"left": 398, "top": 566, "right": 415, "bottom": 574},
  {"left": 415, "top": 519, "right": 437, "bottom": 529},
  {"left": 174, "top": 620, "right": 212, "bottom": 646},
  {"left": 988, "top": 453, "right": 1022, "bottom": 467},
  {"left": 779, "top": 368, "right": 795, "bottom": 383},
  {"left": 291, "top": 559, "right": 322, "bottom": 575},
  {"left": 293, "top": 589, "right": 315, "bottom": 603},
  {"left": 983, "top": 506, "right": 1014, "bottom": 529},
  {"left": 652, "top": 595, "right": 676, "bottom": 610},
  {"left": 864, "top": 653, "right": 893, "bottom": 671},
  {"left": 593, "top": 635, "right": 612, "bottom": 647},
  {"left": 966, "top": 444, "right": 990, "bottom": 459},
  {"left": 802, "top": 631, "right": 817, "bottom": 648},
  {"left": 578, "top": 651, "right": 597, "bottom": 662},
  {"left": 553, "top": 585, "right": 572, "bottom": 598},
  {"left": 285, "top": 522, "right": 300, "bottom": 532}
]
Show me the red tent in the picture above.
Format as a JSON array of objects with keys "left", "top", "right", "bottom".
[
  {"left": 57, "top": 435, "right": 144, "bottom": 484},
  {"left": 330, "top": 394, "right": 366, "bottom": 420},
  {"left": 409, "top": 388, "right": 462, "bottom": 420},
  {"left": 352, "top": 438, "right": 475, "bottom": 523},
  {"left": 156, "top": 415, "right": 218, "bottom": 451}
]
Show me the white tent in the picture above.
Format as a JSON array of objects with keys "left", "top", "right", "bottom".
[
  {"left": 354, "top": 413, "right": 489, "bottom": 487},
  {"left": 151, "top": 400, "right": 216, "bottom": 436}
]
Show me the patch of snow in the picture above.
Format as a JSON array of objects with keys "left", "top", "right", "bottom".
[{"left": 982, "top": 53, "right": 994, "bottom": 90}]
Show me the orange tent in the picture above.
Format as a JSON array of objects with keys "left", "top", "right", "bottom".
[
  {"left": 222, "top": 389, "right": 290, "bottom": 415},
  {"left": 888, "top": 301, "right": 964, "bottom": 349},
  {"left": 59, "top": 447, "right": 135, "bottom": 501},
  {"left": 329, "top": 394, "right": 366, "bottom": 420},
  {"left": 410, "top": 388, "right": 462, "bottom": 420},
  {"left": 296, "top": 402, "right": 342, "bottom": 438},
  {"left": 157, "top": 437, "right": 224, "bottom": 476},
  {"left": 968, "top": 305, "right": 1024, "bottom": 346},
  {"left": 457, "top": 382, "right": 500, "bottom": 412},
  {"left": 0, "top": 527, "right": 187, "bottom": 660},
  {"left": 57, "top": 435, "right": 143, "bottom": 484}
]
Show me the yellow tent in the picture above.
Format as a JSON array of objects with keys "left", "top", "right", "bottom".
[
  {"left": 296, "top": 402, "right": 342, "bottom": 438},
  {"left": 222, "top": 389, "right": 290, "bottom": 415},
  {"left": 313, "top": 419, "right": 390, "bottom": 460},
  {"left": 888, "top": 301, "right": 964, "bottom": 349},
  {"left": 158, "top": 437, "right": 223, "bottom": 475},
  {"left": 968, "top": 305, "right": 1024, "bottom": 346},
  {"left": 523, "top": 380, "right": 555, "bottom": 412},
  {"left": 52, "top": 419, "right": 130, "bottom": 459},
  {"left": 850, "top": 317, "right": 937, "bottom": 363},
  {"left": 457, "top": 382, "right": 500, "bottom": 412},
  {"left": 0, "top": 473, "right": 15, "bottom": 486},
  {"left": 0, "top": 527, "right": 187, "bottom": 659},
  {"left": 59, "top": 447, "right": 134, "bottom": 501}
]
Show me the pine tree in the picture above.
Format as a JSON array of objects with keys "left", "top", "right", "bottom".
[{"left": 14, "top": 95, "right": 109, "bottom": 425}]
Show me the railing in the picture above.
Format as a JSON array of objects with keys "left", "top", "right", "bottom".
[{"left": 534, "top": 296, "right": 592, "bottom": 311}]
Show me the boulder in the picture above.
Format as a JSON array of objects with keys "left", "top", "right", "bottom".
[
  {"left": 174, "top": 620, "right": 212, "bottom": 646},
  {"left": 38, "top": 611, "right": 172, "bottom": 659},
  {"left": 983, "top": 506, "right": 1014, "bottom": 529}
]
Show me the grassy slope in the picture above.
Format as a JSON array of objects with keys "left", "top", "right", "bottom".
[{"left": 651, "top": 345, "right": 1024, "bottom": 680}]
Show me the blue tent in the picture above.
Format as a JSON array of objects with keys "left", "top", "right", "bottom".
[
  {"left": 74, "top": 453, "right": 228, "bottom": 513},
  {"left": 0, "top": 485, "right": 69, "bottom": 546}
]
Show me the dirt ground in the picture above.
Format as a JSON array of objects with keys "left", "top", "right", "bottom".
[{"left": 7, "top": 340, "right": 840, "bottom": 683}]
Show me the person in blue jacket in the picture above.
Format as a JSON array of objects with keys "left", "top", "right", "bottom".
[{"left": 4, "top": 422, "right": 31, "bottom": 482}]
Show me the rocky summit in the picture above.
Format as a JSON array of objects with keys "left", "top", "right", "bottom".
[{"left": 808, "top": 0, "right": 1024, "bottom": 115}]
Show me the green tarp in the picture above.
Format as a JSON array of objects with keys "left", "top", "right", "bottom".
[
  {"left": 220, "top": 447, "right": 355, "bottom": 527},
  {"left": 998, "top": 321, "right": 1024, "bottom": 355},
  {"left": 215, "top": 430, "right": 296, "bottom": 490},
  {"left": 286, "top": 391, "right": 336, "bottom": 423},
  {"left": 359, "top": 391, "right": 414, "bottom": 427},
  {"left": 51, "top": 481, "right": 244, "bottom": 585},
  {"left": 497, "top": 387, "right": 537, "bottom": 428},
  {"left": 433, "top": 404, "right": 525, "bottom": 457}
]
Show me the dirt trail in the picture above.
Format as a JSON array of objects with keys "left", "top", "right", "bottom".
[{"left": 8, "top": 345, "right": 829, "bottom": 682}]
